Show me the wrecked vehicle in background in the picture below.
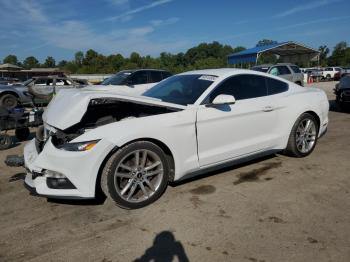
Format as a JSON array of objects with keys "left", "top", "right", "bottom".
[
  {"left": 23, "top": 69, "right": 329, "bottom": 209},
  {"left": 83, "top": 69, "right": 172, "bottom": 95},
  {"left": 0, "top": 76, "right": 88, "bottom": 109}
]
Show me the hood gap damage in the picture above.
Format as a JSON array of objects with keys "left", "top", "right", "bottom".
[{"left": 50, "top": 98, "right": 182, "bottom": 147}]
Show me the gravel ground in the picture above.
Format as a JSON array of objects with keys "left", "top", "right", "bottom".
[{"left": 0, "top": 81, "right": 349, "bottom": 262}]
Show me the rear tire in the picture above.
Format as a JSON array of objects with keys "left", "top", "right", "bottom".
[
  {"left": 284, "top": 113, "right": 319, "bottom": 158},
  {"left": 0, "top": 134, "right": 13, "bottom": 150},
  {"left": 101, "top": 141, "right": 170, "bottom": 209},
  {"left": 0, "top": 94, "right": 18, "bottom": 110}
]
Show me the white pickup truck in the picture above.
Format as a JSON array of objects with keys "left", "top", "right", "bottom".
[{"left": 322, "top": 67, "right": 342, "bottom": 80}]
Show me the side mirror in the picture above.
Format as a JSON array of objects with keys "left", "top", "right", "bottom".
[{"left": 211, "top": 94, "right": 236, "bottom": 105}]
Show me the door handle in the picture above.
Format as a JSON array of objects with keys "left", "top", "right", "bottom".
[{"left": 263, "top": 106, "right": 274, "bottom": 112}]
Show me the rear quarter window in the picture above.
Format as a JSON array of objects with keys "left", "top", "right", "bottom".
[
  {"left": 277, "top": 66, "right": 291, "bottom": 75},
  {"left": 266, "top": 77, "right": 289, "bottom": 95}
]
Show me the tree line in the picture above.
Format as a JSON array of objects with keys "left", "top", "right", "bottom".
[{"left": 2, "top": 40, "right": 350, "bottom": 74}]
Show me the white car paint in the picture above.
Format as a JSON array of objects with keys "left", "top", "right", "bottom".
[{"left": 23, "top": 69, "right": 329, "bottom": 199}]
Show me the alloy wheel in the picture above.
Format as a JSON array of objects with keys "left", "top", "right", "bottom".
[
  {"left": 114, "top": 149, "right": 164, "bottom": 203},
  {"left": 296, "top": 118, "right": 317, "bottom": 153}
]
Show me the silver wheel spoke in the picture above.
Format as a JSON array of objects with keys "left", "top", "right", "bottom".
[
  {"left": 297, "top": 139, "right": 303, "bottom": 147},
  {"left": 144, "top": 178, "right": 155, "bottom": 192},
  {"left": 302, "top": 140, "right": 306, "bottom": 152},
  {"left": 139, "top": 183, "right": 149, "bottom": 198},
  {"left": 115, "top": 172, "right": 132, "bottom": 179},
  {"left": 145, "top": 161, "right": 161, "bottom": 171},
  {"left": 134, "top": 151, "right": 140, "bottom": 167},
  {"left": 304, "top": 120, "right": 311, "bottom": 132},
  {"left": 141, "top": 150, "right": 147, "bottom": 167},
  {"left": 127, "top": 183, "right": 138, "bottom": 200},
  {"left": 120, "top": 164, "right": 132, "bottom": 171},
  {"left": 121, "top": 179, "right": 133, "bottom": 195},
  {"left": 145, "top": 169, "right": 163, "bottom": 177}
]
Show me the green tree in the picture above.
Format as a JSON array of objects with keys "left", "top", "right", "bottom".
[
  {"left": 74, "top": 51, "right": 84, "bottom": 66},
  {"left": 83, "top": 49, "right": 99, "bottom": 66},
  {"left": 23, "top": 56, "right": 40, "bottom": 69},
  {"left": 328, "top": 41, "right": 349, "bottom": 66},
  {"left": 57, "top": 60, "right": 68, "bottom": 68},
  {"left": 3, "top": 55, "right": 19, "bottom": 65},
  {"left": 43, "top": 56, "right": 56, "bottom": 67},
  {"left": 130, "top": 52, "right": 142, "bottom": 67},
  {"left": 318, "top": 45, "right": 329, "bottom": 66}
]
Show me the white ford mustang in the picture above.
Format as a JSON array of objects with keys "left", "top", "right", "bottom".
[{"left": 23, "top": 69, "right": 329, "bottom": 209}]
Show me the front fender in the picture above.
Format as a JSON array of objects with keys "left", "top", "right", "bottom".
[{"left": 71, "top": 109, "right": 200, "bottom": 180}]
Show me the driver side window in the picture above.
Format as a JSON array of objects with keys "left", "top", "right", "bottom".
[{"left": 208, "top": 74, "right": 267, "bottom": 102}]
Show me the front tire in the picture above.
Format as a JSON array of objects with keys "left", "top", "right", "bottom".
[
  {"left": 0, "top": 134, "right": 13, "bottom": 150},
  {"left": 101, "top": 141, "right": 169, "bottom": 209},
  {"left": 284, "top": 113, "right": 319, "bottom": 157}
]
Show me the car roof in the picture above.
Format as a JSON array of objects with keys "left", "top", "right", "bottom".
[{"left": 179, "top": 68, "right": 267, "bottom": 78}]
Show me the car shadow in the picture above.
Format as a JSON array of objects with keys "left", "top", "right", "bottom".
[
  {"left": 170, "top": 153, "right": 278, "bottom": 187},
  {"left": 47, "top": 192, "right": 107, "bottom": 206},
  {"left": 132, "top": 231, "right": 189, "bottom": 262},
  {"left": 9, "top": 172, "right": 26, "bottom": 182}
]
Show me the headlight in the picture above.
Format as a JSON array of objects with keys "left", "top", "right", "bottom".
[{"left": 59, "top": 140, "right": 100, "bottom": 151}]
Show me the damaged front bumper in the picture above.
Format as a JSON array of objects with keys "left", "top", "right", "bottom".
[{"left": 23, "top": 137, "right": 115, "bottom": 199}]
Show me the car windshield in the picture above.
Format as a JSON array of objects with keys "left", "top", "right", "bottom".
[
  {"left": 143, "top": 74, "right": 216, "bottom": 105},
  {"left": 101, "top": 71, "right": 133, "bottom": 85},
  {"left": 22, "top": 79, "right": 34, "bottom": 86},
  {"left": 252, "top": 67, "right": 269, "bottom": 73}
]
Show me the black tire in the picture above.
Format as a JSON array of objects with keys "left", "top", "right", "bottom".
[
  {"left": 0, "top": 134, "right": 13, "bottom": 150},
  {"left": 0, "top": 94, "right": 18, "bottom": 110},
  {"left": 101, "top": 141, "right": 170, "bottom": 209},
  {"left": 326, "top": 74, "right": 331, "bottom": 81},
  {"left": 284, "top": 113, "right": 319, "bottom": 158},
  {"left": 15, "top": 127, "right": 30, "bottom": 141}
]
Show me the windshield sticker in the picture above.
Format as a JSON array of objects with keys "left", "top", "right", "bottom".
[{"left": 198, "top": 75, "right": 218, "bottom": 81}]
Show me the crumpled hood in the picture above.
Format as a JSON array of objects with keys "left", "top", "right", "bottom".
[{"left": 43, "top": 88, "right": 186, "bottom": 130}]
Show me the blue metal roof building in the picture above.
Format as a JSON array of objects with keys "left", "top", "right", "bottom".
[{"left": 228, "top": 41, "right": 320, "bottom": 66}]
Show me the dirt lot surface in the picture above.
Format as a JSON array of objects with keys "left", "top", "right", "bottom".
[{"left": 0, "top": 81, "right": 349, "bottom": 262}]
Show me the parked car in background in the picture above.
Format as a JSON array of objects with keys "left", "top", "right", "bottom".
[
  {"left": 302, "top": 68, "right": 323, "bottom": 82},
  {"left": 0, "top": 76, "right": 87, "bottom": 109},
  {"left": 322, "top": 67, "right": 342, "bottom": 80},
  {"left": 0, "top": 79, "right": 33, "bottom": 109},
  {"left": 252, "top": 63, "right": 304, "bottom": 86},
  {"left": 23, "top": 69, "right": 328, "bottom": 209},
  {"left": 0, "top": 77, "right": 20, "bottom": 85},
  {"left": 86, "top": 69, "right": 172, "bottom": 95},
  {"left": 340, "top": 67, "right": 350, "bottom": 78},
  {"left": 334, "top": 75, "right": 350, "bottom": 110}
]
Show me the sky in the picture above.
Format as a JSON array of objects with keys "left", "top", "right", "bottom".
[{"left": 0, "top": 0, "right": 350, "bottom": 62}]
